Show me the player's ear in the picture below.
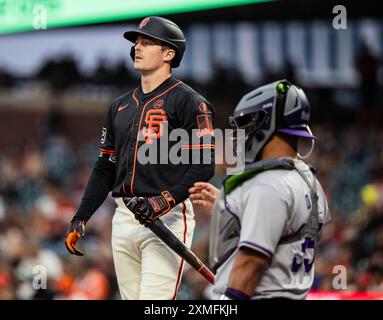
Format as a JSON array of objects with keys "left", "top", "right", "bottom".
[{"left": 163, "top": 48, "right": 176, "bottom": 64}]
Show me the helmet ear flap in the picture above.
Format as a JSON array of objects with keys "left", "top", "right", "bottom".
[{"left": 130, "top": 46, "right": 135, "bottom": 62}]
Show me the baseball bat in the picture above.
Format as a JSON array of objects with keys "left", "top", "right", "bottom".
[{"left": 149, "top": 219, "right": 215, "bottom": 284}]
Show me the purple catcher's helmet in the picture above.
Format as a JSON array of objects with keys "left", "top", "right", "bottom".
[{"left": 229, "top": 79, "right": 316, "bottom": 163}]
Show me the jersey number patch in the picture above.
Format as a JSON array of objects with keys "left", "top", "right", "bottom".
[
  {"left": 291, "top": 237, "right": 316, "bottom": 273},
  {"left": 142, "top": 109, "right": 167, "bottom": 144}
]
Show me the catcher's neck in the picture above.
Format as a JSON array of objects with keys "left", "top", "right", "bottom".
[{"left": 261, "top": 133, "right": 298, "bottom": 160}]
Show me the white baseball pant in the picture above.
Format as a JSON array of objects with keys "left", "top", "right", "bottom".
[{"left": 111, "top": 197, "right": 195, "bottom": 300}]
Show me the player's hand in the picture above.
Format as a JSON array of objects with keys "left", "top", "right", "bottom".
[
  {"left": 65, "top": 217, "right": 86, "bottom": 256},
  {"left": 125, "top": 191, "right": 176, "bottom": 227},
  {"left": 189, "top": 182, "right": 220, "bottom": 214}
]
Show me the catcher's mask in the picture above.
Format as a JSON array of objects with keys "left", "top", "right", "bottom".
[{"left": 229, "top": 80, "right": 316, "bottom": 163}]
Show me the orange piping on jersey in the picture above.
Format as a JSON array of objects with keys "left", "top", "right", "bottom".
[
  {"left": 180, "top": 144, "right": 215, "bottom": 150},
  {"left": 132, "top": 88, "right": 139, "bottom": 107},
  {"left": 117, "top": 103, "right": 129, "bottom": 112},
  {"left": 130, "top": 89, "right": 139, "bottom": 134},
  {"left": 130, "top": 81, "right": 182, "bottom": 195},
  {"left": 172, "top": 202, "right": 187, "bottom": 300}
]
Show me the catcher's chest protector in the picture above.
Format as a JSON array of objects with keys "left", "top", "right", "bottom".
[{"left": 209, "top": 157, "right": 320, "bottom": 272}]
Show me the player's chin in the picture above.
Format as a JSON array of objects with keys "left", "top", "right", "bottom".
[
  {"left": 134, "top": 64, "right": 156, "bottom": 74},
  {"left": 134, "top": 60, "right": 144, "bottom": 70}
]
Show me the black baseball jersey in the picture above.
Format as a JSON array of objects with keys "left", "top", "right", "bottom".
[{"left": 75, "top": 76, "right": 215, "bottom": 221}]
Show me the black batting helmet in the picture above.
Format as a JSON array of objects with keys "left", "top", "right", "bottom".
[{"left": 123, "top": 16, "right": 186, "bottom": 68}]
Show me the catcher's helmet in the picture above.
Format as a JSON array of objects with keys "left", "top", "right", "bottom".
[
  {"left": 230, "top": 80, "right": 316, "bottom": 163},
  {"left": 123, "top": 16, "right": 185, "bottom": 68}
]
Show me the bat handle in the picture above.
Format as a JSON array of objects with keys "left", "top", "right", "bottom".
[{"left": 150, "top": 219, "right": 215, "bottom": 284}]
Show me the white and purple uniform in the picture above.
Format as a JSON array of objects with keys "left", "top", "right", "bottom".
[{"left": 210, "top": 160, "right": 330, "bottom": 300}]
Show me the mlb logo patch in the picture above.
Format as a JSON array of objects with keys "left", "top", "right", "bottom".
[{"left": 101, "top": 127, "right": 107, "bottom": 144}]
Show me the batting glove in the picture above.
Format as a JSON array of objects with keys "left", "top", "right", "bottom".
[
  {"left": 65, "top": 217, "right": 86, "bottom": 256},
  {"left": 125, "top": 191, "right": 176, "bottom": 227}
]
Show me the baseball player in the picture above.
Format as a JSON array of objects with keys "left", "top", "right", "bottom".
[
  {"left": 189, "top": 80, "right": 330, "bottom": 299},
  {"left": 65, "top": 16, "right": 215, "bottom": 300}
]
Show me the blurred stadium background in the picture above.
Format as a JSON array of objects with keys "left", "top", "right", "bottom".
[{"left": 1, "top": 0, "right": 383, "bottom": 300}]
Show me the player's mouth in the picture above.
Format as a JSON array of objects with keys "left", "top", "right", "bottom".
[{"left": 135, "top": 55, "right": 143, "bottom": 61}]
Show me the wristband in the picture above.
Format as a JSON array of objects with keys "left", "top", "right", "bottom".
[{"left": 224, "top": 287, "right": 250, "bottom": 300}]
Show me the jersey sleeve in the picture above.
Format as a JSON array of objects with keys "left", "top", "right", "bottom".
[
  {"left": 168, "top": 93, "right": 215, "bottom": 204},
  {"left": 178, "top": 93, "right": 215, "bottom": 150},
  {"left": 318, "top": 182, "right": 331, "bottom": 225},
  {"left": 74, "top": 103, "right": 117, "bottom": 222},
  {"left": 238, "top": 184, "right": 289, "bottom": 258},
  {"left": 177, "top": 93, "right": 215, "bottom": 167},
  {"left": 99, "top": 103, "right": 116, "bottom": 163}
]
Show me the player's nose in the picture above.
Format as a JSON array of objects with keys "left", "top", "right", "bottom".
[
  {"left": 135, "top": 45, "right": 143, "bottom": 55},
  {"left": 135, "top": 39, "right": 144, "bottom": 50}
]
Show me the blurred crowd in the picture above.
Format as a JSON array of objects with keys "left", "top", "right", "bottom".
[
  {"left": 1, "top": 110, "right": 383, "bottom": 300},
  {"left": 1, "top": 41, "right": 383, "bottom": 300},
  {"left": 309, "top": 121, "right": 383, "bottom": 293},
  {"left": 0, "top": 135, "right": 118, "bottom": 299}
]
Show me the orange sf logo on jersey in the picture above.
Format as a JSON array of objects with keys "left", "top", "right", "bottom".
[{"left": 142, "top": 109, "right": 167, "bottom": 144}]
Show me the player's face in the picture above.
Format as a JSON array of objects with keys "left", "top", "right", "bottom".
[{"left": 134, "top": 36, "right": 171, "bottom": 73}]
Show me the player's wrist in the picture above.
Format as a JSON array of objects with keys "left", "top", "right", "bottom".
[
  {"left": 161, "top": 190, "right": 176, "bottom": 208},
  {"left": 71, "top": 215, "right": 86, "bottom": 224},
  {"left": 224, "top": 287, "right": 250, "bottom": 300},
  {"left": 148, "top": 191, "right": 176, "bottom": 212}
]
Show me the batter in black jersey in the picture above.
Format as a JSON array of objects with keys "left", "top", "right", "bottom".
[{"left": 65, "top": 16, "right": 215, "bottom": 300}]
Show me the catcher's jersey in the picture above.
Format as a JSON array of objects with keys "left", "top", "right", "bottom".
[
  {"left": 99, "top": 75, "right": 215, "bottom": 202},
  {"left": 211, "top": 161, "right": 330, "bottom": 300}
]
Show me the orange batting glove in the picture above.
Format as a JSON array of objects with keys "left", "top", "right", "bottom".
[{"left": 65, "top": 217, "right": 86, "bottom": 256}]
